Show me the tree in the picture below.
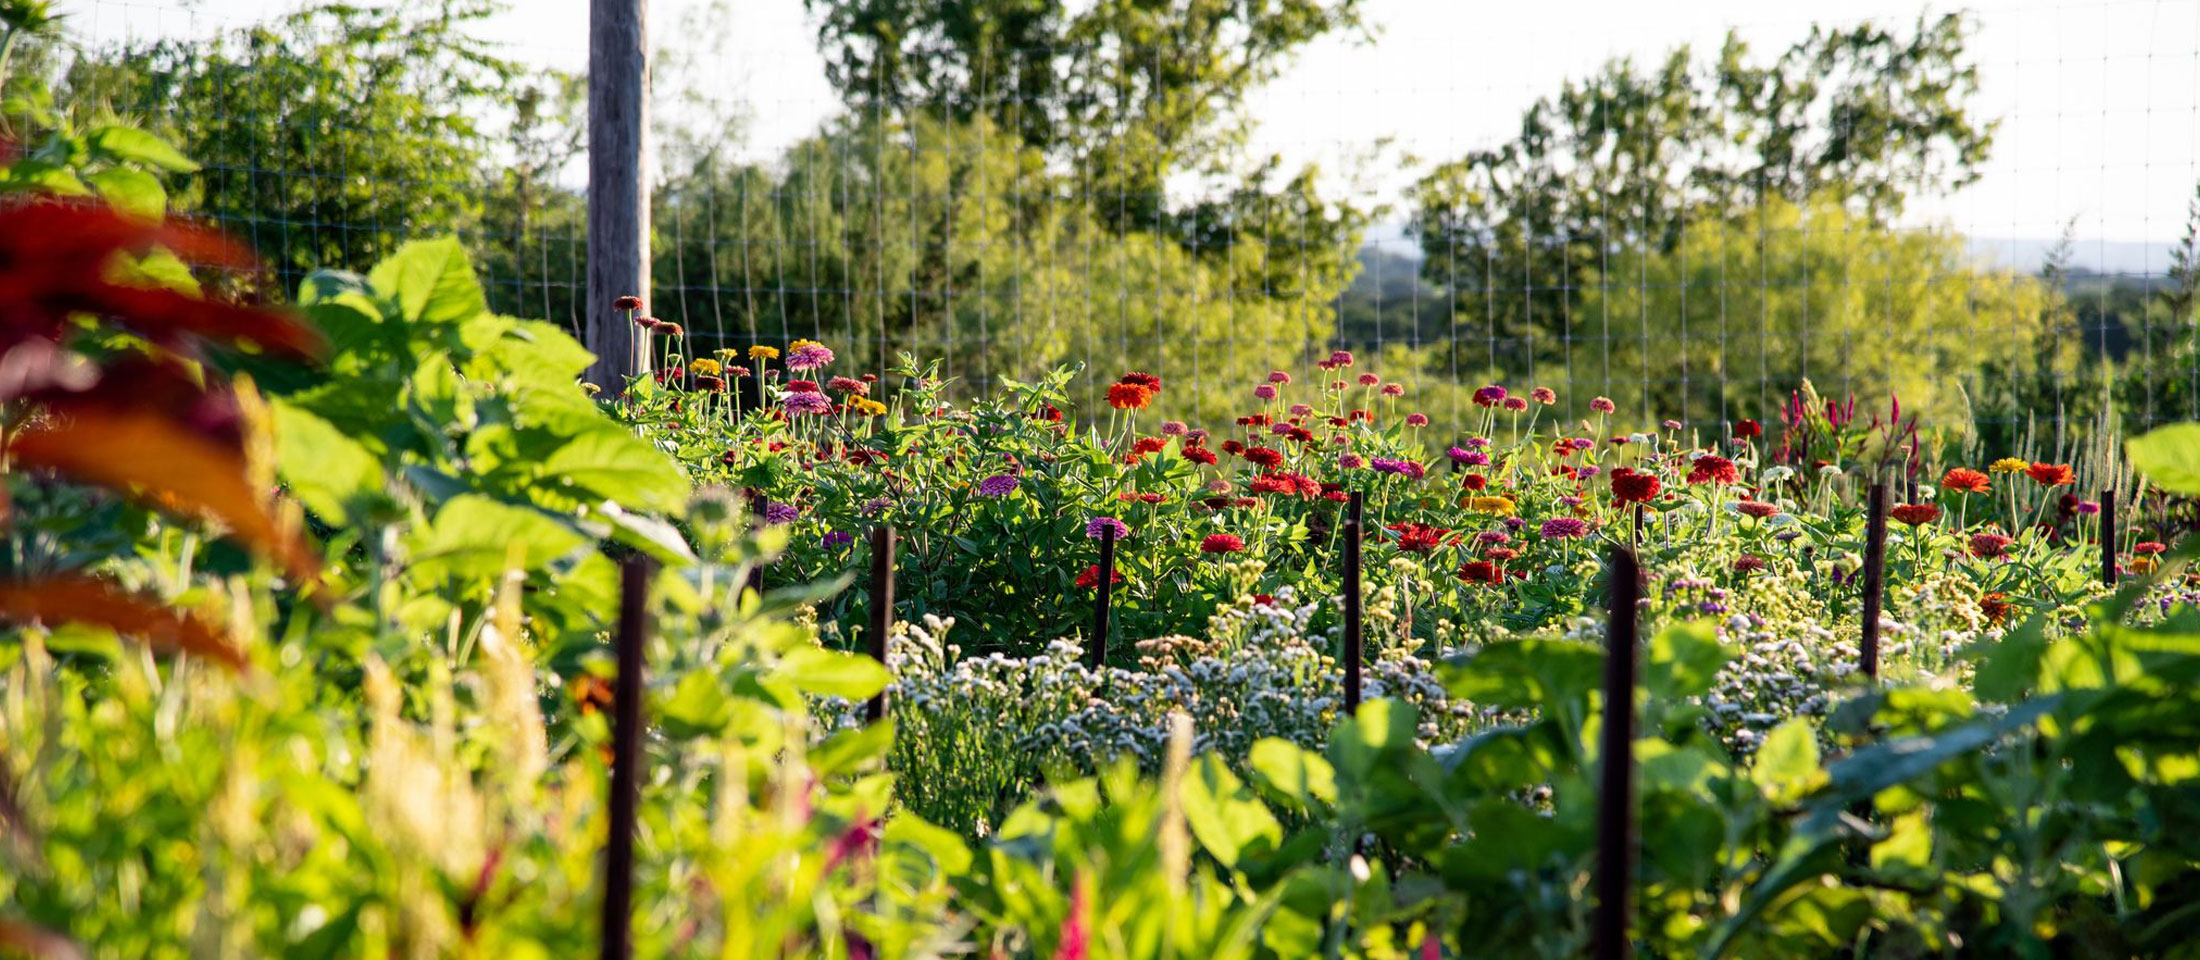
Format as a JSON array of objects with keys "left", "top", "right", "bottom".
[
  {"left": 1409, "top": 15, "right": 1995, "bottom": 376},
  {"left": 51, "top": 1, "right": 538, "bottom": 290},
  {"left": 1571, "top": 193, "right": 2067, "bottom": 431}
]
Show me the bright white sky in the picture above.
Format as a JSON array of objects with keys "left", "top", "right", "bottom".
[{"left": 63, "top": 0, "right": 2200, "bottom": 268}]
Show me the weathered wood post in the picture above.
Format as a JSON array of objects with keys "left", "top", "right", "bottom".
[
  {"left": 1594, "top": 545, "right": 1642, "bottom": 960},
  {"left": 601, "top": 557, "right": 652, "bottom": 960},
  {"left": 866, "top": 525, "right": 896, "bottom": 723},
  {"left": 585, "top": 0, "right": 650, "bottom": 390},
  {"left": 1343, "top": 491, "right": 1364, "bottom": 714}
]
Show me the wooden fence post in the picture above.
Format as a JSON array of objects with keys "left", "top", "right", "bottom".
[
  {"left": 2101, "top": 488, "right": 2118, "bottom": 587},
  {"left": 1343, "top": 491, "right": 1365, "bottom": 715},
  {"left": 1593, "top": 545, "right": 1642, "bottom": 960},
  {"left": 1859, "top": 481, "right": 1888, "bottom": 682},
  {"left": 866, "top": 525, "right": 895, "bottom": 724},
  {"left": 1092, "top": 524, "right": 1116, "bottom": 669},
  {"left": 584, "top": 0, "right": 650, "bottom": 391},
  {"left": 600, "top": 556, "right": 652, "bottom": 960}
]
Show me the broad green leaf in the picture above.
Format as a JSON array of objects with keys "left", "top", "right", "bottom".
[
  {"left": 1645, "top": 622, "right": 1732, "bottom": 700},
  {"left": 594, "top": 502, "right": 697, "bottom": 564},
  {"left": 1246, "top": 738, "right": 1337, "bottom": 811},
  {"left": 1179, "top": 753, "right": 1282, "bottom": 868},
  {"left": 656, "top": 670, "right": 735, "bottom": 739},
  {"left": 779, "top": 645, "right": 890, "bottom": 700},
  {"left": 1750, "top": 718, "right": 1824, "bottom": 806},
  {"left": 539, "top": 425, "right": 688, "bottom": 513},
  {"left": 883, "top": 815, "right": 974, "bottom": 874},
  {"left": 1327, "top": 699, "right": 1419, "bottom": 781},
  {"left": 269, "top": 400, "right": 383, "bottom": 523},
  {"left": 87, "top": 167, "right": 165, "bottom": 218},
  {"left": 87, "top": 125, "right": 200, "bottom": 172},
  {"left": 367, "top": 238, "right": 488, "bottom": 326},
  {"left": 407, "top": 495, "right": 589, "bottom": 580},
  {"left": 1440, "top": 639, "right": 1603, "bottom": 713},
  {"left": 2128, "top": 424, "right": 2200, "bottom": 497},
  {"left": 108, "top": 247, "right": 199, "bottom": 294}
]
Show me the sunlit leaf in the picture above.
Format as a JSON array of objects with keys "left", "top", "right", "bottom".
[
  {"left": 0, "top": 575, "right": 245, "bottom": 669},
  {"left": 86, "top": 125, "right": 200, "bottom": 173},
  {"left": 2128, "top": 423, "right": 2200, "bottom": 497}
]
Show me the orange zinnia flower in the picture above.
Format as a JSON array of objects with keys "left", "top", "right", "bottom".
[
  {"left": 1106, "top": 383, "right": 1153, "bottom": 410},
  {"left": 1890, "top": 503, "right": 1941, "bottom": 526},
  {"left": 2024, "top": 462, "right": 2074, "bottom": 487},
  {"left": 1940, "top": 468, "right": 1991, "bottom": 494}
]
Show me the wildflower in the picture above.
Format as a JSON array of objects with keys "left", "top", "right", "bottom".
[
  {"left": 782, "top": 392, "right": 833, "bottom": 416},
  {"left": 2024, "top": 462, "right": 2074, "bottom": 487},
  {"left": 1487, "top": 546, "right": 1520, "bottom": 561},
  {"left": 1686, "top": 455, "right": 1739, "bottom": 485},
  {"left": 851, "top": 398, "right": 888, "bottom": 416},
  {"left": 1465, "top": 437, "right": 1491, "bottom": 448},
  {"left": 1075, "top": 564, "right": 1125, "bottom": 590},
  {"left": 1106, "top": 383, "right": 1154, "bottom": 410},
  {"left": 2074, "top": 500, "right": 2100, "bottom": 516},
  {"left": 1358, "top": 374, "right": 1381, "bottom": 387},
  {"left": 1980, "top": 592, "right": 2012, "bottom": 624},
  {"left": 1086, "top": 517, "right": 1131, "bottom": 540},
  {"left": 658, "top": 323, "right": 685, "bottom": 337},
  {"left": 1457, "top": 560, "right": 1503, "bottom": 585},
  {"left": 692, "top": 358, "right": 723, "bottom": 376},
  {"left": 749, "top": 345, "right": 780, "bottom": 361},
  {"left": 1369, "top": 457, "right": 1425, "bottom": 478},
  {"left": 694, "top": 375, "right": 726, "bottom": 393},
  {"left": 1501, "top": 397, "right": 1528, "bottom": 412},
  {"left": 1737, "top": 500, "right": 1781, "bottom": 519},
  {"left": 1267, "top": 371, "right": 1291, "bottom": 385},
  {"left": 1989, "top": 457, "right": 2029, "bottom": 474},
  {"left": 1388, "top": 522, "right": 1452, "bottom": 553},
  {"left": 821, "top": 530, "right": 854, "bottom": 548},
  {"left": 1118, "top": 371, "right": 1163, "bottom": 393},
  {"left": 1890, "top": 503, "right": 1940, "bottom": 526},
  {"left": 977, "top": 475, "right": 1020, "bottom": 497},
  {"left": 1244, "top": 447, "right": 1285, "bottom": 469},
  {"left": 1733, "top": 555, "right": 1767, "bottom": 573},
  {"left": 1406, "top": 413, "right": 1429, "bottom": 427},
  {"left": 1184, "top": 447, "right": 1219, "bottom": 466},
  {"left": 1940, "top": 468, "right": 1991, "bottom": 494},
  {"left": 1329, "top": 350, "right": 1355, "bottom": 367},
  {"left": 1465, "top": 496, "right": 1518, "bottom": 517},
  {"left": 786, "top": 342, "right": 834, "bottom": 370},
  {"left": 634, "top": 316, "right": 663, "bottom": 329},
  {"left": 1338, "top": 453, "right": 1364, "bottom": 469},
  {"left": 1969, "top": 532, "right": 2014, "bottom": 559},
  {"left": 1461, "top": 473, "right": 1487, "bottom": 491},
  {"left": 1530, "top": 387, "right": 1557, "bottom": 405},
  {"left": 786, "top": 379, "right": 822, "bottom": 393},
  {"left": 1610, "top": 470, "right": 1662, "bottom": 505},
  {"left": 729, "top": 366, "right": 751, "bottom": 377},
  {"left": 828, "top": 375, "right": 868, "bottom": 395},
  {"left": 1459, "top": 449, "right": 1491, "bottom": 467},
  {"left": 1539, "top": 517, "right": 1591, "bottom": 539},
  {"left": 1589, "top": 396, "right": 1616, "bottom": 414},
  {"left": 1472, "top": 385, "right": 1507, "bottom": 407},
  {"left": 613, "top": 295, "right": 644, "bottom": 310},
  {"left": 763, "top": 501, "right": 800, "bottom": 525},
  {"left": 1132, "top": 437, "right": 1168, "bottom": 456},
  {"left": 1160, "top": 420, "right": 1188, "bottom": 436},
  {"left": 2135, "top": 541, "right": 2168, "bottom": 556},
  {"left": 1200, "top": 534, "right": 1245, "bottom": 554}
]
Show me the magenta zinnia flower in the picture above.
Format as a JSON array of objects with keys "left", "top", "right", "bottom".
[
  {"left": 1086, "top": 517, "right": 1131, "bottom": 540},
  {"left": 782, "top": 391, "right": 833, "bottom": 415},
  {"left": 976, "top": 474, "right": 1020, "bottom": 497},
  {"left": 1472, "top": 385, "right": 1507, "bottom": 407},
  {"left": 1539, "top": 517, "right": 1590, "bottom": 539},
  {"left": 786, "top": 343, "right": 835, "bottom": 371}
]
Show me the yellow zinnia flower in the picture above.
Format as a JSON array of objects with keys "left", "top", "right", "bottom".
[
  {"left": 691, "top": 358, "right": 722, "bottom": 376},
  {"left": 852, "top": 398, "right": 888, "bottom": 416},
  {"left": 1989, "top": 457, "right": 2029, "bottom": 474},
  {"left": 749, "top": 345, "right": 780, "bottom": 361},
  {"left": 1464, "top": 495, "right": 1517, "bottom": 517},
  {"left": 714, "top": 348, "right": 740, "bottom": 360},
  {"left": 789, "top": 339, "right": 821, "bottom": 353}
]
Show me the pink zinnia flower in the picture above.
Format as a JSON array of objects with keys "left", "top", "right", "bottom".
[
  {"left": 1530, "top": 387, "right": 1557, "bottom": 405},
  {"left": 1268, "top": 370, "right": 1291, "bottom": 384},
  {"left": 1502, "top": 397, "right": 1528, "bottom": 411},
  {"left": 1539, "top": 517, "right": 1591, "bottom": 539},
  {"left": 1358, "top": 374, "right": 1381, "bottom": 387},
  {"left": 1254, "top": 385, "right": 1278, "bottom": 400},
  {"left": 1589, "top": 396, "right": 1617, "bottom": 414},
  {"left": 1405, "top": 413, "right": 1429, "bottom": 427}
]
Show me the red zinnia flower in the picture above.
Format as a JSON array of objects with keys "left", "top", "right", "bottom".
[
  {"left": 2024, "top": 462, "right": 2074, "bottom": 487},
  {"left": 1969, "top": 532, "right": 2014, "bottom": 559},
  {"left": 1456, "top": 560, "right": 1503, "bottom": 585},
  {"left": 1075, "top": 564, "right": 1125, "bottom": 589},
  {"left": 1106, "top": 383, "right": 1153, "bottom": 410},
  {"left": 1733, "top": 555, "right": 1767, "bottom": 573},
  {"left": 1221, "top": 440, "right": 1245, "bottom": 455},
  {"left": 1117, "top": 371, "right": 1163, "bottom": 393},
  {"left": 613, "top": 295, "right": 643, "bottom": 310},
  {"left": 1889, "top": 503, "right": 1941, "bottom": 526},
  {"left": 2135, "top": 541, "right": 2168, "bottom": 556},
  {"left": 1388, "top": 522, "right": 1453, "bottom": 553},
  {"left": 1686, "top": 455, "right": 1739, "bottom": 485},
  {"left": 1184, "top": 447, "right": 1219, "bottom": 465},
  {"left": 1733, "top": 419, "right": 1762, "bottom": 439},
  {"left": 1461, "top": 473, "right": 1488, "bottom": 491},
  {"left": 1132, "top": 437, "right": 1167, "bottom": 456},
  {"left": 1940, "top": 468, "right": 1991, "bottom": 494},
  {"left": 1200, "top": 534, "right": 1245, "bottom": 554},
  {"left": 1736, "top": 500, "right": 1780, "bottom": 519},
  {"left": 1243, "top": 446, "right": 1284, "bottom": 469},
  {"left": 1611, "top": 468, "right": 1661, "bottom": 504},
  {"left": 1980, "top": 592, "right": 2012, "bottom": 624},
  {"left": 1486, "top": 546, "right": 1519, "bottom": 561}
]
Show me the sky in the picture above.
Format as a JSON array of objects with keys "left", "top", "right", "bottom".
[{"left": 60, "top": 0, "right": 2200, "bottom": 270}]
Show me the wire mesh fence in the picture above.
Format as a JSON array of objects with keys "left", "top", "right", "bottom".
[{"left": 38, "top": 0, "right": 2200, "bottom": 441}]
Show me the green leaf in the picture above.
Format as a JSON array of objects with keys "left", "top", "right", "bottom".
[
  {"left": 269, "top": 400, "right": 383, "bottom": 523},
  {"left": 1644, "top": 622, "right": 1732, "bottom": 700},
  {"left": 1750, "top": 718, "right": 1824, "bottom": 806},
  {"left": 87, "top": 125, "right": 200, "bottom": 172},
  {"left": 1440, "top": 639, "right": 1603, "bottom": 713},
  {"left": 779, "top": 645, "right": 889, "bottom": 700},
  {"left": 407, "top": 495, "right": 590, "bottom": 580},
  {"left": 539, "top": 425, "right": 688, "bottom": 513},
  {"left": 1246, "top": 738, "right": 1337, "bottom": 811},
  {"left": 367, "top": 238, "right": 487, "bottom": 326},
  {"left": 1179, "top": 753, "right": 1282, "bottom": 868},
  {"left": 2129, "top": 424, "right": 2200, "bottom": 497},
  {"left": 656, "top": 670, "right": 734, "bottom": 739},
  {"left": 594, "top": 502, "right": 697, "bottom": 564},
  {"left": 87, "top": 167, "right": 165, "bottom": 218}
]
